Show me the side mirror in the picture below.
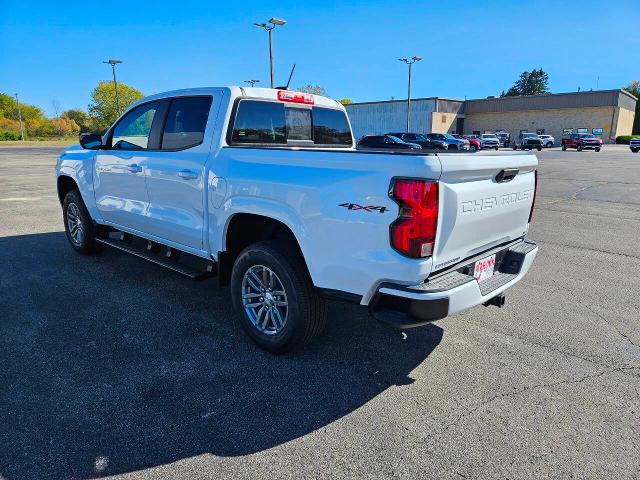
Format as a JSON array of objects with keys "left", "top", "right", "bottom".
[{"left": 79, "top": 133, "right": 104, "bottom": 150}]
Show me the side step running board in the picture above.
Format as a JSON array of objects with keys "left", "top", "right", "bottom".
[{"left": 95, "top": 236, "right": 215, "bottom": 280}]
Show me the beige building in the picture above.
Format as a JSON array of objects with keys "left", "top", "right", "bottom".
[
  {"left": 345, "top": 89, "right": 637, "bottom": 143},
  {"left": 464, "top": 90, "right": 637, "bottom": 143}
]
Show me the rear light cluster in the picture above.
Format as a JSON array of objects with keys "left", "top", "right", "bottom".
[
  {"left": 528, "top": 170, "right": 538, "bottom": 223},
  {"left": 389, "top": 178, "right": 439, "bottom": 258},
  {"left": 277, "top": 90, "right": 314, "bottom": 105}
]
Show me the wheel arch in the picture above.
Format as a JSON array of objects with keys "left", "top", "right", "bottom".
[
  {"left": 217, "top": 212, "right": 311, "bottom": 287},
  {"left": 57, "top": 175, "right": 80, "bottom": 205}
]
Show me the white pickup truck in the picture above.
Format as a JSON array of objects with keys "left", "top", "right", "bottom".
[{"left": 56, "top": 87, "right": 538, "bottom": 352}]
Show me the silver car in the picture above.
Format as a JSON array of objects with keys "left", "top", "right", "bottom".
[
  {"left": 539, "top": 135, "right": 555, "bottom": 148},
  {"left": 480, "top": 134, "right": 500, "bottom": 150}
]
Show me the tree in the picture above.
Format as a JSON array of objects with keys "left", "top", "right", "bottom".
[
  {"left": 624, "top": 81, "right": 640, "bottom": 134},
  {"left": 338, "top": 98, "right": 352, "bottom": 105},
  {"left": 88, "top": 81, "right": 144, "bottom": 132},
  {"left": 63, "top": 108, "right": 94, "bottom": 133},
  {"left": 297, "top": 85, "right": 327, "bottom": 96},
  {"left": 502, "top": 69, "right": 550, "bottom": 97}
]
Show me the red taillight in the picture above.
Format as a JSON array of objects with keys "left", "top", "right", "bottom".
[
  {"left": 528, "top": 170, "right": 537, "bottom": 223},
  {"left": 389, "top": 179, "right": 439, "bottom": 258},
  {"left": 277, "top": 90, "right": 314, "bottom": 104}
]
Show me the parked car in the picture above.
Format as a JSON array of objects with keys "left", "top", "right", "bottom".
[
  {"left": 426, "top": 133, "right": 469, "bottom": 151},
  {"left": 514, "top": 132, "right": 543, "bottom": 151},
  {"left": 56, "top": 86, "right": 538, "bottom": 352},
  {"left": 538, "top": 135, "right": 555, "bottom": 148},
  {"left": 357, "top": 134, "right": 422, "bottom": 150},
  {"left": 561, "top": 133, "right": 602, "bottom": 152},
  {"left": 387, "top": 132, "right": 440, "bottom": 149},
  {"left": 495, "top": 131, "right": 511, "bottom": 147},
  {"left": 480, "top": 134, "right": 500, "bottom": 150},
  {"left": 630, "top": 137, "right": 640, "bottom": 153},
  {"left": 453, "top": 134, "right": 481, "bottom": 152}
]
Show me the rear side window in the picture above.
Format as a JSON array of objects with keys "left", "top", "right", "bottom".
[
  {"left": 232, "top": 100, "right": 286, "bottom": 144},
  {"left": 231, "top": 99, "right": 352, "bottom": 146},
  {"left": 312, "top": 107, "right": 352, "bottom": 145},
  {"left": 161, "top": 96, "right": 212, "bottom": 150}
]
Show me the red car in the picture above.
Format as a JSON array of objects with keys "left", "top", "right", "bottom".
[
  {"left": 561, "top": 133, "right": 602, "bottom": 152},
  {"left": 454, "top": 134, "right": 481, "bottom": 152}
]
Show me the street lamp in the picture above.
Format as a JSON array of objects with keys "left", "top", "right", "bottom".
[
  {"left": 103, "top": 59, "right": 123, "bottom": 113},
  {"left": 253, "top": 17, "right": 287, "bottom": 88},
  {"left": 398, "top": 56, "right": 422, "bottom": 132},
  {"left": 244, "top": 79, "right": 260, "bottom": 87},
  {"left": 14, "top": 93, "right": 25, "bottom": 141}
]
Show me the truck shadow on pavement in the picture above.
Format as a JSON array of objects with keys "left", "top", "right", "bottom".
[{"left": 0, "top": 232, "right": 443, "bottom": 480}]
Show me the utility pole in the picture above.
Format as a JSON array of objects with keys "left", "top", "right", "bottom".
[
  {"left": 254, "top": 18, "right": 286, "bottom": 88},
  {"left": 398, "top": 56, "right": 422, "bottom": 132},
  {"left": 103, "top": 59, "right": 123, "bottom": 113},
  {"left": 14, "top": 93, "right": 25, "bottom": 141}
]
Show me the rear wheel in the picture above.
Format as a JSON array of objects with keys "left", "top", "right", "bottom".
[
  {"left": 577, "top": 144, "right": 583, "bottom": 152},
  {"left": 512, "top": 145, "right": 517, "bottom": 150},
  {"left": 546, "top": 142, "right": 553, "bottom": 148},
  {"left": 562, "top": 144, "right": 567, "bottom": 151},
  {"left": 62, "top": 190, "right": 100, "bottom": 254},
  {"left": 469, "top": 144, "right": 477, "bottom": 152},
  {"left": 595, "top": 147, "right": 600, "bottom": 152},
  {"left": 536, "top": 147, "right": 542, "bottom": 151},
  {"left": 230, "top": 241, "right": 327, "bottom": 353}
]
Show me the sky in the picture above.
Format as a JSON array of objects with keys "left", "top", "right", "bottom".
[{"left": 1, "top": 0, "right": 638, "bottom": 117}]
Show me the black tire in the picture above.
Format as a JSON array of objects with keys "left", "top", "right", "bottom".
[
  {"left": 562, "top": 144, "right": 567, "bottom": 151},
  {"left": 632, "top": 148, "right": 639, "bottom": 153},
  {"left": 230, "top": 241, "right": 327, "bottom": 353},
  {"left": 470, "top": 145, "right": 477, "bottom": 152},
  {"left": 447, "top": 144, "right": 456, "bottom": 151},
  {"left": 546, "top": 142, "right": 553, "bottom": 148},
  {"left": 595, "top": 147, "right": 600, "bottom": 152},
  {"left": 537, "top": 147, "right": 542, "bottom": 151},
  {"left": 494, "top": 146, "right": 499, "bottom": 150},
  {"left": 513, "top": 145, "right": 517, "bottom": 150},
  {"left": 577, "top": 144, "right": 583, "bottom": 152},
  {"left": 62, "top": 190, "right": 100, "bottom": 254}
]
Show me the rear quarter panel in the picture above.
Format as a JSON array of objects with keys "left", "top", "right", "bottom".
[{"left": 209, "top": 148, "right": 442, "bottom": 300}]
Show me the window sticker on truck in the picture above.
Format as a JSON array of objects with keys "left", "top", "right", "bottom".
[{"left": 339, "top": 203, "right": 389, "bottom": 213}]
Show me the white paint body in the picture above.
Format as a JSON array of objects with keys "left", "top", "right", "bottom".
[{"left": 56, "top": 87, "right": 538, "bottom": 311}]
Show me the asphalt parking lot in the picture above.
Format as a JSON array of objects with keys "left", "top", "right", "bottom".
[{"left": 0, "top": 145, "right": 638, "bottom": 480}]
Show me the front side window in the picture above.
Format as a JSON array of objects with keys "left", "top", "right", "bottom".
[
  {"left": 161, "top": 96, "right": 212, "bottom": 150},
  {"left": 112, "top": 102, "right": 159, "bottom": 150}
]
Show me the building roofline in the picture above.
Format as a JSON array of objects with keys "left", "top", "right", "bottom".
[
  {"left": 465, "top": 88, "right": 634, "bottom": 103},
  {"left": 346, "top": 96, "right": 464, "bottom": 106}
]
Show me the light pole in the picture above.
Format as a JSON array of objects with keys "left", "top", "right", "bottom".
[
  {"left": 253, "top": 18, "right": 286, "bottom": 88},
  {"left": 103, "top": 59, "right": 123, "bottom": 113},
  {"left": 398, "top": 56, "right": 422, "bottom": 132},
  {"left": 244, "top": 79, "right": 260, "bottom": 87},
  {"left": 14, "top": 93, "right": 25, "bottom": 141}
]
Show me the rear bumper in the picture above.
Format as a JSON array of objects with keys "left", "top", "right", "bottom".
[{"left": 369, "top": 240, "right": 538, "bottom": 327}]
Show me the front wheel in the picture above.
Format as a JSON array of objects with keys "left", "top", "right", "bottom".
[
  {"left": 632, "top": 148, "right": 639, "bottom": 153},
  {"left": 537, "top": 147, "right": 542, "bottom": 151},
  {"left": 577, "top": 144, "right": 583, "bottom": 151},
  {"left": 513, "top": 145, "right": 518, "bottom": 150},
  {"left": 230, "top": 241, "right": 327, "bottom": 353},
  {"left": 469, "top": 145, "right": 477, "bottom": 152},
  {"left": 595, "top": 147, "right": 600, "bottom": 152},
  {"left": 562, "top": 144, "right": 567, "bottom": 151},
  {"left": 63, "top": 190, "right": 100, "bottom": 254}
]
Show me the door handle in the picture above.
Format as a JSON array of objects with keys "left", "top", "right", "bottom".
[
  {"left": 127, "top": 164, "right": 142, "bottom": 173},
  {"left": 178, "top": 169, "right": 198, "bottom": 179}
]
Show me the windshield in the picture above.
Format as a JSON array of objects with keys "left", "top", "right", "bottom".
[
  {"left": 523, "top": 133, "right": 538, "bottom": 138},
  {"left": 386, "top": 135, "right": 405, "bottom": 143},
  {"left": 482, "top": 134, "right": 498, "bottom": 139},
  {"left": 581, "top": 134, "right": 596, "bottom": 138}
]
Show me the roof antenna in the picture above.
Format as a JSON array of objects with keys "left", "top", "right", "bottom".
[{"left": 276, "top": 63, "right": 296, "bottom": 90}]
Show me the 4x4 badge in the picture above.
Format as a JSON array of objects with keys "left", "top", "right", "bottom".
[{"left": 339, "top": 203, "right": 388, "bottom": 213}]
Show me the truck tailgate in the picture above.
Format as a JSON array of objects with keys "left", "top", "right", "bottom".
[{"left": 432, "top": 153, "right": 537, "bottom": 271}]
